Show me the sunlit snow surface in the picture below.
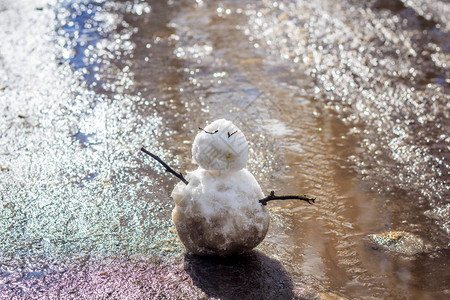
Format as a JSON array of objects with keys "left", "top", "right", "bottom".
[
  {"left": 0, "top": 0, "right": 175, "bottom": 259},
  {"left": 1, "top": 0, "right": 449, "bottom": 298}
]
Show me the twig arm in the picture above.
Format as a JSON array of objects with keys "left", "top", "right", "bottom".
[
  {"left": 259, "top": 191, "right": 315, "bottom": 206},
  {"left": 141, "top": 147, "right": 189, "bottom": 185}
]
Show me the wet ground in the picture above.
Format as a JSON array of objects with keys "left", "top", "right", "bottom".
[{"left": 0, "top": 0, "right": 449, "bottom": 299}]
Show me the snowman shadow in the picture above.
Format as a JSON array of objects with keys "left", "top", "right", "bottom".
[{"left": 184, "top": 250, "right": 294, "bottom": 300}]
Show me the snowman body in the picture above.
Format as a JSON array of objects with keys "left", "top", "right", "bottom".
[{"left": 171, "top": 119, "right": 270, "bottom": 255}]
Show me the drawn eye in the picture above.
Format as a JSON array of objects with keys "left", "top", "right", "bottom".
[
  {"left": 227, "top": 130, "right": 238, "bottom": 138},
  {"left": 199, "top": 127, "right": 218, "bottom": 134}
]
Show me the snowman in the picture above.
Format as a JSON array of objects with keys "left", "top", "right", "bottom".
[{"left": 141, "top": 119, "right": 314, "bottom": 256}]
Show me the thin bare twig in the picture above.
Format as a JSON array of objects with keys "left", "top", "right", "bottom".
[
  {"left": 141, "top": 147, "right": 189, "bottom": 185},
  {"left": 259, "top": 191, "right": 315, "bottom": 206}
]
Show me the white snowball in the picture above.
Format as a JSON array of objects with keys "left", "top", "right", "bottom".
[
  {"left": 192, "top": 119, "right": 248, "bottom": 172},
  {"left": 171, "top": 168, "right": 270, "bottom": 256}
]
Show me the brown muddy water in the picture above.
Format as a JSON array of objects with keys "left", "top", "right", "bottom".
[{"left": 0, "top": 0, "right": 449, "bottom": 299}]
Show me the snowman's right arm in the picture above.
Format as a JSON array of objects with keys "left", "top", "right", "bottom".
[{"left": 141, "top": 147, "right": 189, "bottom": 185}]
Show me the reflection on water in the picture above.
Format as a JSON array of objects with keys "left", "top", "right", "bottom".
[{"left": 0, "top": 0, "right": 449, "bottom": 299}]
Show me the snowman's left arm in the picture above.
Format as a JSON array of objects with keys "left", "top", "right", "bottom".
[{"left": 259, "top": 191, "right": 315, "bottom": 206}]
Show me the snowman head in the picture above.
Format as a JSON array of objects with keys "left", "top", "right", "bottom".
[{"left": 192, "top": 119, "right": 248, "bottom": 172}]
